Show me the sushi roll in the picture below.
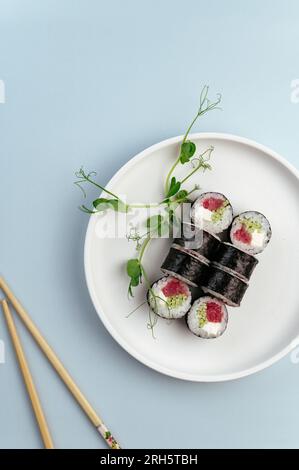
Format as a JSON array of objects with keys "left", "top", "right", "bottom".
[
  {"left": 161, "top": 247, "right": 209, "bottom": 287},
  {"left": 178, "top": 255, "right": 209, "bottom": 287},
  {"left": 191, "top": 192, "right": 233, "bottom": 235},
  {"left": 173, "top": 223, "right": 220, "bottom": 261},
  {"left": 201, "top": 266, "right": 248, "bottom": 307},
  {"left": 212, "top": 242, "right": 258, "bottom": 282},
  {"left": 187, "top": 296, "right": 228, "bottom": 339},
  {"left": 160, "top": 246, "right": 188, "bottom": 280},
  {"left": 230, "top": 211, "right": 271, "bottom": 255},
  {"left": 147, "top": 276, "right": 192, "bottom": 319}
]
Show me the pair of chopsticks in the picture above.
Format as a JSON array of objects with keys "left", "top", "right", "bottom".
[{"left": 0, "top": 277, "right": 121, "bottom": 449}]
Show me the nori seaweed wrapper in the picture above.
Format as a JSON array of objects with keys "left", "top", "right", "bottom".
[
  {"left": 202, "top": 266, "right": 248, "bottom": 306},
  {"left": 161, "top": 247, "right": 208, "bottom": 287},
  {"left": 161, "top": 247, "right": 187, "bottom": 273},
  {"left": 179, "top": 256, "right": 209, "bottom": 286},
  {"left": 213, "top": 243, "right": 258, "bottom": 281},
  {"left": 174, "top": 223, "right": 220, "bottom": 261}
]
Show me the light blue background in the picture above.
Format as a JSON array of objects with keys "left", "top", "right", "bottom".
[{"left": 0, "top": 0, "right": 299, "bottom": 449}]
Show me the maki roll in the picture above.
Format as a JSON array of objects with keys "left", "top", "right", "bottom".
[
  {"left": 212, "top": 242, "right": 258, "bottom": 282},
  {"left": 160, "top": 246, "right": 188, "bottom": 280},
  {"left": 230, "top": 211, "right": 271, "bottom": 255},
  {"left": 177, "top": 254, "right": 209, "bottom": 287},
  {"left": 147, "top": 276, "right": 192, "bottom": 319},
  {"left": 161, "top": 247, "right": 208, "bottom": 287},
  {"left": 187, "top": 296, "right": 228, "bottom": 339},
  {"left": 173, "top": 223, "right": 220, "bottom": 262},
  {"left": 201, "top": 266, "right": 248, "bottom": 307},
  {"left": 191, "top": 192, "right": 233, "bottom": 235}
]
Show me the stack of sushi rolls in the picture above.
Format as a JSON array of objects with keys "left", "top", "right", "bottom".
[
  {"left": 148, "top": 192, "right": 272, "bottom": 340},
  {"left": 161, "top": 222, "right": 220, "bottom": 287},
  {"left": 201, "top": 266, "right": 249, "bottom": 308},
  {"left": 201, "top": 242, "right": 259, "bottom": 307},
  {"left": 202, "top": 242, "right": 258, "bottom": 307},
  {"left": 201, "top": 210, "right": 271, "bottom": 307},
  {"left": 212, "top": 243, "right": 258, "bottom": 282},
  {"left": 161, "top": 246, "right": 209, "bottom": 287}
]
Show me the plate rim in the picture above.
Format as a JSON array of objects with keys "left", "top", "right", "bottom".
[{"left": 84, "top": 132, "right": 299, "bottom": 382}]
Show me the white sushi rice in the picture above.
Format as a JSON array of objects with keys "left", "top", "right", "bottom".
[
  {"left": 230, "top": 211, "right": 271, "bottom": 255},
  {"left": 191, "top": 192, "right": 233, "bottom": 234},
  {"left": 187, "top": 296, "right": 228, "bottom": 338},
  {"left": 148, "top": 276, "right": 192, "bottom": 319}
]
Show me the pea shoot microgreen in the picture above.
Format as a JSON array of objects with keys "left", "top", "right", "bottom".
[
  {"left": 166, "top": 176, "right": 181, "bottom": 198},
  {"left": 164, "top": 85, "right": 221, "bottom": 195},
  {"left": 75, "top": 167, "right": 129, "bottom": 214},
  {"left": 126, "top": 258, "right": 142, "bottom": 297},
  {"left": 179, "top": 141, "right": 196, "bottom": 164},
  {"left": 75, "top": 86, "right": 221, "bottom": 335}
]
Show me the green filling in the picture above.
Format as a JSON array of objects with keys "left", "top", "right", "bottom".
[
  {"left": 197, "top": 304, "right": 207, "bottom": 328},
  {"left": 211, "top": 200, "right": 229, "bottom": 223},
  {"left": 240, "top": 217, "right": 262, "bottom": 234},
  {"left": 167, "top": 294, "right": 187, "bottom": 309}
]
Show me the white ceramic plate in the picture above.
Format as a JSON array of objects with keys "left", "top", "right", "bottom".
[{"left": 84, "top": 133, "right": 299, "bottom": 381}]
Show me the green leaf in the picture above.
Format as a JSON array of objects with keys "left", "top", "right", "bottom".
[
  {"left": 92, "top": 198, "right": 105, "bottom": 207},
  {"left": 130, "top": 276, "right": 140, "bottom": 287},
  {"left": 126, "top": 259, "right": 141, "bottom": 279},
  {"left": 128, "top": 274, "right": 141, "bottom": 298},
  {"left": 179, "top": 141, "right": 196, "bottom": 163},
  {"left": 175, "top": 189, "right": 188, "bottom": 201},
  {"left": 93, "top": 198, "right": 127, "bottom": 212},
  {"left": 128, "top": 284, "right": 133, "bottom": 297},
  {"left": 166, "top": 177, "right": 181, "bottom": 198}
]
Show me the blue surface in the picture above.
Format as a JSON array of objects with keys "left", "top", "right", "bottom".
[{"left": 0, "top": 0, "right": 299, "bottom": 449}]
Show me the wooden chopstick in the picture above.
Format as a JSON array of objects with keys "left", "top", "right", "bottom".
[
  {"left": 1, "top": 299, "right": 54, "bottom": 449},
  {"left": 0, "top": 277, "right": 120, "bottom": 450}
]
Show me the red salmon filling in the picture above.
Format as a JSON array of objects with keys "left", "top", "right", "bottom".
[
  {"left": 206, "top": 301, "right": 223, "bottom": 323},
  {"left": 234, "top": 225, "right": 252, "bottom": 244},
  {"left": 202, "top": 197, "right": 224, "bottom": 211},
  {"left": 162, "top": 278, "right": 188, "bottom": 297}
]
